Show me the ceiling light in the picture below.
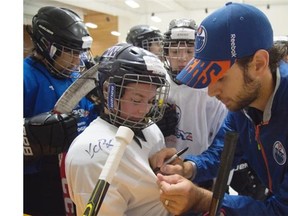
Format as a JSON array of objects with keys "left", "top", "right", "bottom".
[
  {"left": 151, "top": 13, "right": 161, "bottom": 23},
  {"left": 125, "top": 0, "right": 139, "bottom": 9},
  {"left": 111, "top": 31, "right": 121, "bottom": 36},
  {"left": 85, "top": 22, "right": 98, "bottom": 29}
]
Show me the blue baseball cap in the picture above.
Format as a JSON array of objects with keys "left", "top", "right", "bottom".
[{"left": 176, "top": 2, "right": 273, "bottom": 88}]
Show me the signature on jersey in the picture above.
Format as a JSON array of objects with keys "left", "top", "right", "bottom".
[{"left": 85, "top": 138, "right": 114, "bottom": 158}]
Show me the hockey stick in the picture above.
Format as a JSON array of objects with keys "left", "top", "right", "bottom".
[
  {"left": 83, "top": 126, "right": 134, "bottom": 216},
  {"left": 209, "top": 131, "right": 239, "bottom": 216},
  {"left": 54, "top": 63, "right": 99, "bottom": 114},
  {"left": 52, "top": 64, "right": 99, "bottom": 215}
]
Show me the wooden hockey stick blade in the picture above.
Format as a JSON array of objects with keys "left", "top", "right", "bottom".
[
  {"left": 209, "top": 131, "right": 239, "bottom": 216},
  {"left": 54, "top": 63, "right": 99, "bottom": 114}
]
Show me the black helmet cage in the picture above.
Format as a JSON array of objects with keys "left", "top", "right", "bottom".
[
  {"left": 97, "top": 43, "right": 170, "bottom": 129},
  {"left": 30, "top": 6, "right": 94, "bottom": 78},
  {"left": 163, "top": 19, "right": 197, "bottom": 80},
  {"left": 126, "top": 25, "right": 164, "bottom": 58}
]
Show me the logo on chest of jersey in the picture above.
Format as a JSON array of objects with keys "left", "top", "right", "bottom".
[
  {"left": 176, "top": 128, "right": 193, "bottom": 141},
  {"left": 273, "top": 141, "right": 286, "bottom": 165},
  {"left": 72, "top": 108, "right": 89, "bottom": 118}
]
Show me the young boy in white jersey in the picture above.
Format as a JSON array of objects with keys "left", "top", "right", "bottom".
[
  {"left": 158, "top": 19, "right": 227, "bottom": 182},
  {"left": 65, "top": 43, "right": 172, "bottom": 216}
]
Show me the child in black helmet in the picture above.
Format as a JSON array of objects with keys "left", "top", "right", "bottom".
[
  {"left": 24, "top": 6, "right": 98, "bottom": 215},
  {"left": 65, "top": 43, "right": 172, "bottom": 216}
]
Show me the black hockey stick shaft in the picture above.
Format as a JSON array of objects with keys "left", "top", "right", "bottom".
[
  {"left": 82, "top": 126, "right": 134, "bottom": 216},
  {"left": 209, "top": 131, "right": 239, "bottom": 216}
]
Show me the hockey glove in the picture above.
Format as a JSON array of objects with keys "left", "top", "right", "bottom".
[
  {"left": 23, "top": 112, "right": 79, "bottom": 159},
  {"left": 230, "top": 161, "right": 269, "bottom": 200}
]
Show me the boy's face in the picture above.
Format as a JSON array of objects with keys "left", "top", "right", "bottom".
[
  {"left": 149, "top": 41, "right": 163, "bottom": 58},
  {"left": 119, "top": 82, "right": 157, "bottom": 121},
  {"left": 166, "top": 41, "right": 194, "bottom": 74},
  {"left": 52, "top": 46, "right": 88, "bottom": 76}
]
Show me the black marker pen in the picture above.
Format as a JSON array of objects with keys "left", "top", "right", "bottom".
[{"left": 153, "top": 147, "right": 189, "bottom": 173}]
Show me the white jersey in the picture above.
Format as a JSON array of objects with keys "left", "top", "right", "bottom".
[
  {"left": 165, "top": 75, "right": 228, "bottom": 158},
  {"left": 65, "top": 117, "right": 171, "bottom": 216}
]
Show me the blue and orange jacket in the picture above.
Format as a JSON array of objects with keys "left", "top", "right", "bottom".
[{"left": 185, "top": 62, "right": 288, "bottom": 215}]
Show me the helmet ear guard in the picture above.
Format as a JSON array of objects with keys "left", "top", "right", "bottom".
[{"left": 49, "top": 45, "right": 57, "bottom": 58}]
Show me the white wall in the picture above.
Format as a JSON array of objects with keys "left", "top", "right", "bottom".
[
  {"left": 23, "top": 2, "right": 85, "bottom": 25},
  {"left": 259, "top": 4, "right": 288, "bottom": 36},
  {"left": 23, "top": 2, "right": 288, "bottom": 43},
  {"left": 118, "top": 4, "right": 288, "bottom": 42}
]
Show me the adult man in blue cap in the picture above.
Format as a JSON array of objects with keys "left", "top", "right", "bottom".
[{"left": 149, "top": 2, "right": 288, "bottom": 215}]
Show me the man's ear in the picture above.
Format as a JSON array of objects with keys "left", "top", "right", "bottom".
[{"left": 253, "top": 49, "right": 269, "bottom": 75}]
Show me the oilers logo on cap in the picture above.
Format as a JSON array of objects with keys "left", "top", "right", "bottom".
[{"left": 195, "top": 25, "right": 207, "bottom": 53}]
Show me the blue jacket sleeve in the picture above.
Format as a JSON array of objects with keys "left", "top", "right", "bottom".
[
  {"left": 185, "top": 111, "right": 288, "bottom": 215},
  {"left": 184, "top": 112, "right": 241, "bottom": 183}
]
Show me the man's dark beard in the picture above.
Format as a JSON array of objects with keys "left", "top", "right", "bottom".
[{"left": 232, "top": 70, "right": 261, "bottom": 111}]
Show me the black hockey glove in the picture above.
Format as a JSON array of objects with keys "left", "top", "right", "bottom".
[
  {"left": 156, "top": 103, "right": 179, "bottom": 137},
  {"left": 230, "top": 161, "right": 270, "bottom": 200},
  {"left": 23, "top": 112, "right": 79, "bottom": 159}
]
